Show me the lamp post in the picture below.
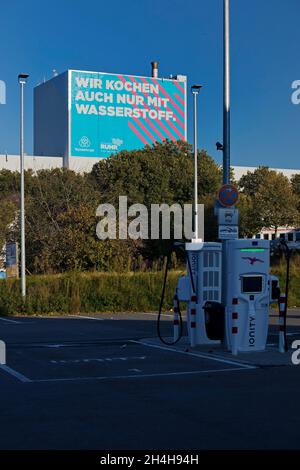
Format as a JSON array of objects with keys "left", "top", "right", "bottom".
[
  {"left": 191, "top": 84, "right": 202, "bottom": 240},
  {"left": 223, "top": 0, "right": 230, "bottom": 184},
  {"left": 18, "top": 73, "right": 29, "bottom": 299}
]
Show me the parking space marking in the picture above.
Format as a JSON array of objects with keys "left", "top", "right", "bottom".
[
  {"left": 134, "top": 340, "right": 257, "bottom": 370},
  {"left": 50, "top": 356, "right": 147, "bottom": 364},
  {"left": 67, "top": 315, "right": 104, "bottom": 321},
  {"left": 0, "top": 317, "right": 22, "bottom": 324},
  {"left": 0, "top": 333, "right": 258, "bottom": 384},
  {"left": 134, "top": 312, "right": 174, "bottom": 318},
  {"left": 0, "top": 364, "right": 31, "bottom": 383},
  {"left": 27, "top": 366, "right": 251, "bottom": 383}
]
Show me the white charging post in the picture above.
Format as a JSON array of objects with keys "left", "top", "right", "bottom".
[
  {"left": 223, "top": 239, "right": 271, "bottom": 352},
  {"left": 177, "top": 241, "right": 223, "bottom": 346}
]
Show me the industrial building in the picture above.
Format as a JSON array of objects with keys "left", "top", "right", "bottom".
[
  {"left": 33, "top": 68, "right": 187, "bottom": 168},
  {"left": 0, "top": 152, "right": 299, "bottom": 181}
]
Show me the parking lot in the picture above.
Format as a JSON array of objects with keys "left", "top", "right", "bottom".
[{"left": 0, "top": 312, "right": 300, "bottom": 450}]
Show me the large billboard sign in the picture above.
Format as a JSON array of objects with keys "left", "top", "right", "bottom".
[{"left": 70, "top": 70, "right": 187, "bottom": 158}]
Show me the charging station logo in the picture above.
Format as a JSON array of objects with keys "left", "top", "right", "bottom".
[
  {"left": 291, "top": 340, "right": 300, "bottom": 365},
  {"left": 242, "top": 257, "right": 264, "bottom": 265}
]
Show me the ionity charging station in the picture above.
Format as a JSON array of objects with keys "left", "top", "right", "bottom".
[
  {"left": 173, "top": 193, "right": 281, "bottom": 355},
  {"left": 158, "top": 0, "right": 282, "bottom": 355}
]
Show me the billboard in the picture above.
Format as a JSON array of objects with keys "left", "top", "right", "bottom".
[{"left": 70, "top": 70, "right": 187, "bottom": 158}]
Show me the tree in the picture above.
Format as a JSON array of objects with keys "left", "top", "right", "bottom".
[
  {"left": 0, "top": 143, "right": 229, "bottom": 273},
  {"left": 238, "top": 167, "right": 299, "bottom": 235},
  {"left": 252, "top": 172, "right": 299, "bottom": 234},
  {"left": 0, "top": 197, "right": 18, "bottom": 266},
  {"left": 237, "top": 194, "right": 262, "bottom": 238},
  {"left": 238, "top": 166, "right": 271, "bottom": 197},
  {"left": 291, "top": 174, "right": 300, "bottom": 212},
  {"left": 91, "top": 140, "right": 222, "bottom": 207}
]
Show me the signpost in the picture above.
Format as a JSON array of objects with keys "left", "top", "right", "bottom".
[
  {"left": 217, "top": 184, "right": 239, "bottom": 240},
  {"left": 218, "top": 184, "right": 239, "bottom": 207},
  {"left": 6, "top": 242, "right": 19, "bottom": 279}
]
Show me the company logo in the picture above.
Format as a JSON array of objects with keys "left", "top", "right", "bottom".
[
  {"left": 112, "top": 138, "right": 123, "bottom": 147},
  {"left": 100, "top": 138, "right": 123, "bottom": 152},
  {"left": 79, "top": 136, "right": 91, "bottom": 148},
  {"left": 249, "top": 315, "right": 255, "bottom": 347},
  {"left": 291, "top": 340, "right": 300, "bottom": 365},
  {"left": 242, "top": 257, "right": 264, "bottom": 265},
  {"left": 100, "top": 143, "right": 118, "bottom": 151}
]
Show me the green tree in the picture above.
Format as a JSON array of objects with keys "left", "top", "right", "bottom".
[
  {"left": 238, "top": 166, "right": 271, "bottom": 197},
  {"left": 0, "top": 142, "right": 224, "bottom": 273},
  {"left": 252, "top": 172, "right": 299, "bottom": 234},
  {"left": 291, "top": 173, "right": 300, "bottom": 213},
  {"left": 237, "top": 194, "right": 262, "bottom": 237},
  {"left": 238, "top": 167, "right": 299, "bottom": 236},
  {"left": 91, "top": 140, "right": 222, "bottom": 207}
]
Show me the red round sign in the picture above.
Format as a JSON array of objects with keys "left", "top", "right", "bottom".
[{"left": 218, "top": 184, "right": 239, "bottom": 207}]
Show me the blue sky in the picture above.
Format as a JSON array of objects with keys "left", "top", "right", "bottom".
[{"left": 0, "top": 0, "right": 299, "bottom": 168}]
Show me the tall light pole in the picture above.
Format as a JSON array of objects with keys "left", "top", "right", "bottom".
[
  {"left": 18, "top": 73, "right": 29, "bottom": 299},
  {"left": 223, "top": 0, "right": 230, "bottom": 184},
  {"left": 191, "top": 84, "right": 202, "bottom": 240}
]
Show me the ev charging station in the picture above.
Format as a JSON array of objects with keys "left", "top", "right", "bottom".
[
  {"left": 223, "top": 238, "right": 279, "bottom": 353},
  {"left": 173, "top": 194, "right": 281, "bottom": 355}
]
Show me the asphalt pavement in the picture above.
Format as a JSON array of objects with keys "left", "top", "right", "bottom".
[{"left": 0, "top": 311, "right": 299, "bottom": 450}]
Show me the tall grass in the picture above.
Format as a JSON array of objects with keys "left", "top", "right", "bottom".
[
  {"left": 0, "top": 271, "right": 182, "bottom": 315},
  {"left": 0, "top": 261, "right": 299, "bottom": 316},
  {"left": 271, "top": 258, "right": 300, "bottom": 307}
]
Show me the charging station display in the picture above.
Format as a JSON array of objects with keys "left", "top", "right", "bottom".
[{"left": 241, "top": 276, "right": 263, "bottom": 294}]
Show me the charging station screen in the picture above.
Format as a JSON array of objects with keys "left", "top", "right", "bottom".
[{"left": 242, "top": 276, "right": 263, "bottom": 293}]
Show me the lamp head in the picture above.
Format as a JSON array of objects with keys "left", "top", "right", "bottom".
[
  {"left": 18, "top": 73, "right": 29, "bottom": 83},
  {"left": 191, "top": 84, "right": 202, "bottom": 93}
]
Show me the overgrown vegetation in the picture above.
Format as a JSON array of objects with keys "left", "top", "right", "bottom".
[
  {"left": 1, "top": 142, "right": 299, "bottom": 275},
  {"left": 0, "top": 256, "right": 299, "bottom": 315},
  {"left": 1, "top": 141, "right": 300, "bottom": 313},
  {"left": 0, "top": 271, "right": 181, "bottom": 315}
]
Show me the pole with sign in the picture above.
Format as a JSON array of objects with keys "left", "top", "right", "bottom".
[{"left": 217, "top": 184, "right": 239, "bottom": 240}]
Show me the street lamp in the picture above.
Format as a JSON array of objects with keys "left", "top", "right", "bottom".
[
  {"left": 223, "top": 0, "right": 230, "bottom": 184},
  {"left": 18, "top": 73, "right": 29, "bottom": 299},
  {"left": 191, "top": 84, "right": 202, "bottom": 241}
]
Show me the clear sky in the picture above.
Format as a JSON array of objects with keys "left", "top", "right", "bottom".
[{"left": 0, "top": 0, "right": 299, "bottom": 168}]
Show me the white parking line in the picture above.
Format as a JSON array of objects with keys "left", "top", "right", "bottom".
[
  {"left": 0, "top": 364, "right": 31, "bottom": 383},
  {"left": 135, "top": 312, "right": 174, "bottom": 318},
  {"left": 134, "top": 340, "right": 256, "bottom": 370},
  {"left": 67, "top": 315, "right": 104, "bottom": 321},
  {"left": 0, "top": 317, "right": 22, "bottom": 324},
  {"left": 29, "top": 366, "right": 250, "bottom": 383}
]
